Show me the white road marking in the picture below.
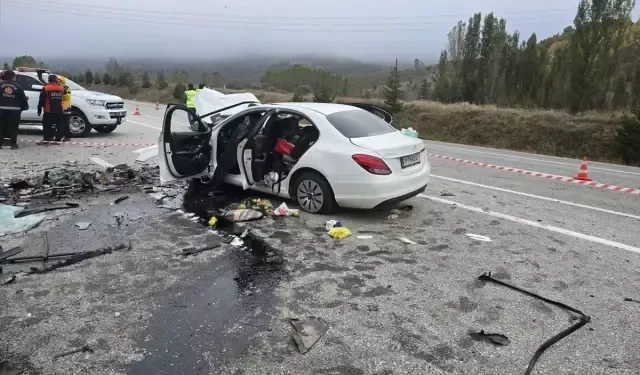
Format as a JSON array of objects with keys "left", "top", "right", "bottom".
[
  {"left": 431, "top": 174, "right": 640, "bottom": 220},
  {"left": 134, "top": 145, "right": 157, "bottom": 153},
  {"left": 425, "top": 142, "right": 640, "bottom": 176},
  {"left": 419, "top": 194, "right": 640, "bottom": 254},
  {"left": 90, "top": 157, "right": 113, "bottom": 168},
  {"left": 127, "top": 119, "right": 161, "bottom": 130}
]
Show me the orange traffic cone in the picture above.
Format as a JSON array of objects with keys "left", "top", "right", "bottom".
[
  {"left": 155, "top": 102, "right": 159, "bottom": 110},
  {"left": 573, "top": 157, "right": 592, "bottom": 181},
  {"left": 134, "top": 105, "right": 141, "bottom": 115}
]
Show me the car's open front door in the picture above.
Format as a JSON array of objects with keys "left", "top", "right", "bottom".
[
  {"left": 159, "top": 104, "right": 212, "bottom": 184},
  {"left": 343, "top": 102, "right": 394, "bottom": 125},
  {"left": 236, "top": 109, "right": 278, "bottom": 190}
]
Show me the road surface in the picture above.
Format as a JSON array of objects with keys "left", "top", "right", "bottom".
[{"left": 1, "top": 98, "right": 639, "bottom": 375}]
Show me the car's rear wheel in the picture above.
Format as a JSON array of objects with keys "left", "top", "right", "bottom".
[
  {"left": 293, "top": 172, "right": 335, "bottom": 214},
  {"left": 69, "top": 110, "right": 92, "bottom": 137},
  {"left": 94, "top": 125, "right": 117, "bottom": 134}
]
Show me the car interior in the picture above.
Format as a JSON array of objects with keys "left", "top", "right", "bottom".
[{"left": 217, "top": 111, "right": 320, "bottom": 190}]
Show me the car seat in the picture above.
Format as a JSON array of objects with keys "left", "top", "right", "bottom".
[{"left": 290, "top": 126, "right": 319, "bottom": 159}]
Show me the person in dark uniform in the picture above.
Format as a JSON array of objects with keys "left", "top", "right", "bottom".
[
  {"left": 0, "top": 70, "right": 29, "bottom": 149},
  {"left": 37, "top": 74, "right": 65, "bottom": 145}
]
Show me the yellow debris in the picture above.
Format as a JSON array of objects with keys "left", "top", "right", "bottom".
[
  {"left": 208, "top": 216, "right": 218, "bottom": 227},
  {"left": 328, "top": 227, "right": 352, "bottom": 239}
]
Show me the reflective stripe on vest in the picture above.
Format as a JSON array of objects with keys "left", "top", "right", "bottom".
[{"left": 185, "top": 90, "right": 197, "bottom": 108}]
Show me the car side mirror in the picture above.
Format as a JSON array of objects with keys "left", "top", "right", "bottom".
[{"left": 30, "top": 84, "right": 43, "bottom": 91}]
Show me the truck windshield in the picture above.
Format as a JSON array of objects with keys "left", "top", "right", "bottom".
[{"left": 42, "top": 74, "right": 86, "bottom": 90}]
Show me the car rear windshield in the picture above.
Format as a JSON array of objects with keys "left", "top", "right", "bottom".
[{"left": 326, "top": 109, "right": 396, "bottom": 138}]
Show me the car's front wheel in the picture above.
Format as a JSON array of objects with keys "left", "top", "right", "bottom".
[
  {"left": 293, "top": 172, "right": 335, "bottom": 214},
  {"left": 94, "top": 125, "right": 117, "bottom": 134},
  {"left": 69, "top": 110, "right": 92, "bottom": 137}
]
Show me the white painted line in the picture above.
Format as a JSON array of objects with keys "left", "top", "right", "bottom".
[
  {"left": 426, "top": 142, "right": 640, "bottom": 176},
  {"left": 134, "top": 145, "right": 157, "bottom": 153},
  {"left": 90, "top": 157, "right": 113, "bottom": 168},
  {"left": 431, "top": 174, "right": 640, "bottom": 220},
  {"left": 127, "top": 119, "right": 161, "bottom": 130},
  {"left": 419, "top": 194, "right": 640, "bottom": 254}
]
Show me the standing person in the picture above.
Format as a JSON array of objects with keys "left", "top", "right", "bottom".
[
  {"left": 0, "top": 70, "right": 29, "bottom": 149},
  {"left": 57, "top": 76, "right": 72, "bottom": 142},
  {"left": 184, "top": 83, "right": 197, "bottom": 123},
  {"left": 197, "top": 83, "right": 204, "bottom": 92},
  {"left": 37, "top": 74, "right": 64, "bottom": 145}
]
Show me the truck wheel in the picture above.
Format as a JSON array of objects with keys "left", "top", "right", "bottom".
[
  {"left": 69, "top": 110, "right": 92, "bottom": 137},
  {"left": 94, "top": 125, "right": 117, "bottom": 134}
]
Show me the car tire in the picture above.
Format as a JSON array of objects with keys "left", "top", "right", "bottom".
[
  {"left": 293, "top": 172, "right": 336, "bottom": 214},
  {"left": 69, "top": 110, "right": 92, "bottom": 137},
  {"left": 94, "top": 125, "right": 117, "bottom": 134}
]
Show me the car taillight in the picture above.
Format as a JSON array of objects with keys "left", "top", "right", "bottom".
[{"left": 352, "top": 154, "right": 391, "bottom": 175}]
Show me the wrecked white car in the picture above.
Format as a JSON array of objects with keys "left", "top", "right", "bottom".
[{"left": 158, "top": 89, "right": 431, "bottom": 214}]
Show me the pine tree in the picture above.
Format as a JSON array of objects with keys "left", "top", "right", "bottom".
[
  {"left": 173, "top": 82, "right": 186, "bottom": 100},
  {"left": 461, "top": 13, "right": 482, "bottom": 103},
  {"left": 419, "top": 78, "right": 430, "bottom": 100},
  {"left": 156, "top": 70, "right": 168, "bottom": 90},
  {"left": 102, "top": 73, "right": 112, "bottom": 85},
  {"left": 141, "top": 72, "right": 152, "bottom": 88},
  {"left": 631, "top": 61, "right": 640, "bottom": 109},
  {"left": 383, "top": 59, "right": 403, "bottom": 113},
  {"left": 94, "top": 73, "right": 102, "bottom": 85},
  {"left": 312, "top": 84, "right": 335, "bottom": 103},
  {"left": 75, "top": 74, "right": 85, "bottom": 84},
  {"left": 433, "top": 51, "right": 451, "bottom": 102},
  {"left": 84, "top": 70, "right": 93, "bottom": 86}
]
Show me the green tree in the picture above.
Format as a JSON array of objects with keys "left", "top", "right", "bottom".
[
  {"left": 477, "top": 12, "right": 497, "bottom": 104},
  {"left": 117, "top": 71, "right": 134, "bottom": 87},
  {"left": 383, "top": 59, "right": 403, "bottom": 113},
  {"left": 312, "top": 84, "right": 336, "bottom": 103},
  {"left": 141, "top": 71, "right": 152, "bottom": 88},
  {"left": 102, "top": 73, "right": 112, "bottom": 85},
  {"left": 631, "top": 60, "right": 640, "bottom": 109},
  {"left": 432, "top": 51, "right": 451, "bottom": 102},
  {"left": 173, "top": 82, "right": 186, "bottom": 100},
  {"left": 156, "top": 70, "right": 168, "bottom": 90},
  {"left": 419, "top": 78, "right": 430, "bottom": 100},
  {"left": 94, "top": 73, "right": 102, "bottom": 85},
  {"left": 105, "top": 58, "right": 123, "bottom": 76},
  {"left": 291, "top": 90, "right": 304, "bottom": 102},
  {"left": 12, "top": 55, "right": 38, "bottom": 69},
  {"left": 461, "top": 13, "right": 482, "bottom": 103},
  {"left": 75, "top": 74, "right": 85, "bottom": 84},
  {"left": 84, "top": 70, "right": 93, "bottom": 86},
  {"left": 3, "top": 62, "right": 10, "bottom": 71},
  {"left": 447, "top": 21, "right": 467, "bottom": 101},
  {"left": 611, "top": 74, "right": 628, "bottom": 109},
  {"left": 615, "top": 107, "right": 640, "bottom": 165}
]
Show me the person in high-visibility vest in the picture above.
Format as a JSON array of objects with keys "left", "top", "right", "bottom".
[
  {"left": 57, "top": 76, "right": 72, "bottom": 141},
  {"left": 184, "top": 83, "right": 197, "bottom": 123}
]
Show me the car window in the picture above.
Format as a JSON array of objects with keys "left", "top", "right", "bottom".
[
  {"left": 15, "top": 74, "right": 42, "bottom": 90},
  {"left": 326, "top": 109, "right": 396, "bottom": 138}
]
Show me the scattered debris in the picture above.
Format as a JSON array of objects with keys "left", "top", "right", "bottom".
[
  {"left": 478, "top": 271, "right": 590, "bottom": 375},
  {"left": 469, "top": 330, "right": 511, "bottom": 346},
  {"left": 114, "top": 213, "right": 125, "bottom": 227},
  {"left": 325, "top": 220, "right": 343, "bottom": 231},
  {"left": 1, "top": 274, "right": 16, "bottom": 286},
  {"left": 290, "top": 317, "right": 330, "bottom": 354},
  {"left": 220, "top": 209, "right": 264, "bottom": 223},
  {"left": 1, "top": 251, "right": 82, "bottom": 264},
  {"left": 466, "top": 233, "right": 492, "bottom": 242},
  {"left": 230, "top": 237, "right": 244, "bottom": 247},
  {"left": 112, "top": 195, "right": 129, "bottom": 205},
  {"left": 624, "top": 297, "right": 640, "bottom": 304},
  {"left": 29, "top": 243, "right": 130, "bottom": 274},
  {"left": 181, "top": 244, "right": 221, "bottom": 256},
  {"left": 400, "top": 127, "right": 419, "bottom": 138},
  {"left": 75, "top": 222, "right": 92, "bottom": 230},
  {"left": 357, "top": 235, "right": 373, "bottom": 239},
  {"left": 42, "top": 232, "right": 50, "bottom": 263},
  {"left": 0, "top": 204, "right": 45, "bottom": 237},
  {"left": 440, "top": 190, "right": 455, "bottom": 197},
  {"left": 399, "top": 205, "right": 413, "bottom": 211},
  {"left": 0, "top": 247, "right": 24, "bottom": 261},
  {"left": 114, "top": 312, "right": 121, "bottom": 318},
  {"left": 14, "top": 202, "right": 79, "bottom": 218},
  {"left": 273, "top": 202, "right": 299, "bottom": 217},
  {"left": 208, "top": 216, "right": 218, "bottom": 227},
  {"left": 53, "top": 345, "right": 93, "bottom": 360},
  {"left": 385, "top": 213, "right": 398, "bottom": 220},
  {"left": 399, "top": 237, "right": 417, "bottom": 245},
  {"left": 328, "top": 227, "right": 352, "bottom": 239}
]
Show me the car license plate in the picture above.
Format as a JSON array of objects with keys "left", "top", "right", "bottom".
[{"left": 401, "top": 152, "right": 421, "bottom": 168}]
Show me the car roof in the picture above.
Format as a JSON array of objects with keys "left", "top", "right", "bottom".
[{"left": 267, "top": 102, "right": 362, "bottom": 115}]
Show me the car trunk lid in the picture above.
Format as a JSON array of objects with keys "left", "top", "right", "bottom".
[{"left": 350, "top": 132, "right": 425, "bottom": 175}]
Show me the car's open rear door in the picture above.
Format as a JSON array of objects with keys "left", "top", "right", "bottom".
[
  {"left": 237, "top": 109, "right": 278, "bottom": 189},
  {"left": 343, "top": 102, "right": 394, "bottom": 125},
  {"left": 159, "top": 104, "right": 212, "bottom": 184}
]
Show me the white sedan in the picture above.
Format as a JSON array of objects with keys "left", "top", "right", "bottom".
[{"left": 158, "top": 96, "right": 431, "bottom": 214}]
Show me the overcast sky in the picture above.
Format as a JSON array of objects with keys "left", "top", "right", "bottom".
[{"left": 0, "top": 0, "right": 637, "bottom": 63}]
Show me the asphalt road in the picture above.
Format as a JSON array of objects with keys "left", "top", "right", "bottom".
[{"left": 2, "top": 98, "right": 639, "bottom": 374}]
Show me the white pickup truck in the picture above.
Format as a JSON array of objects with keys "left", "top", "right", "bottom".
[{"left": 3, "top": 67, "right": 127, "bottom": 137}]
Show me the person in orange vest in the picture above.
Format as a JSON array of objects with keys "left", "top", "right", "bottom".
[
  {"left": 57, "top": 76, "right": 72, "bottom": 141},
  {"left": 37, "top": 75, "right": 65, "bottom": 144}
]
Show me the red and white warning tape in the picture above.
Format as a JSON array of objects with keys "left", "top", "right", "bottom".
[
  {"left": 20, "top": 139, "right": 156, "bottom": 147},
  {"left": 428, "top": 153, "right": 640, "bottom": 195}
]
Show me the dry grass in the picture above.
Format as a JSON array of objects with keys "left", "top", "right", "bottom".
[{"left": 90, "top": 84, "right": 623, "bottom": 163}]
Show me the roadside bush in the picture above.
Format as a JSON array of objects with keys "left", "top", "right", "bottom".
[
  {"left": 172, "top": 83, "right": 186, "bottom": 100},
  {"left": 312, "top": 85, "right": 335, "bottom": 103},
  {"left": 102, "top": 73, "right": 111, "bottom": 85},
  {"left": 291, "top": 91, "right": 304, "bottom": 102},
  {"left": 128, "top": 83, "right": 141, "bottom": 94},
  {"left": 615, "top": 108, "right": 640, "bottom": 165}
]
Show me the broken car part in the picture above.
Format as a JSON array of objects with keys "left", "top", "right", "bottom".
[
  {"left": 42, "top": 232, "right": 49, "bottom": 263},
  {"left": 14, "top": 202, "right": 79, "bottom": 218},
  {"left": 0, "top": 252, "right": 84, "bottom": 264},
  {"left": 113, "top": 195, "right": 129, "bottom": 204},
  {"left": 0, "top": 247, "right": 24, "bottom": 261},
  {"left": 29, "top": 243, "right": 129, "bottom": 274},
  {"left": 1, "top": 274, "right": 16, "bottom": 286},
  {"left": 181, "top": 244, "right": 221, "bottom": 256},
  {"left": 478, "top": 272, "right": 590, "bottom": 375},
  {"left": 290, "top": 317, "right": 330, "bottom": 354},
  {"left": 468, "top": 330, "right": 511, "bottom": 346},
  {"left": 53, "top": 345, "right": 93, "bottom": 360}
]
